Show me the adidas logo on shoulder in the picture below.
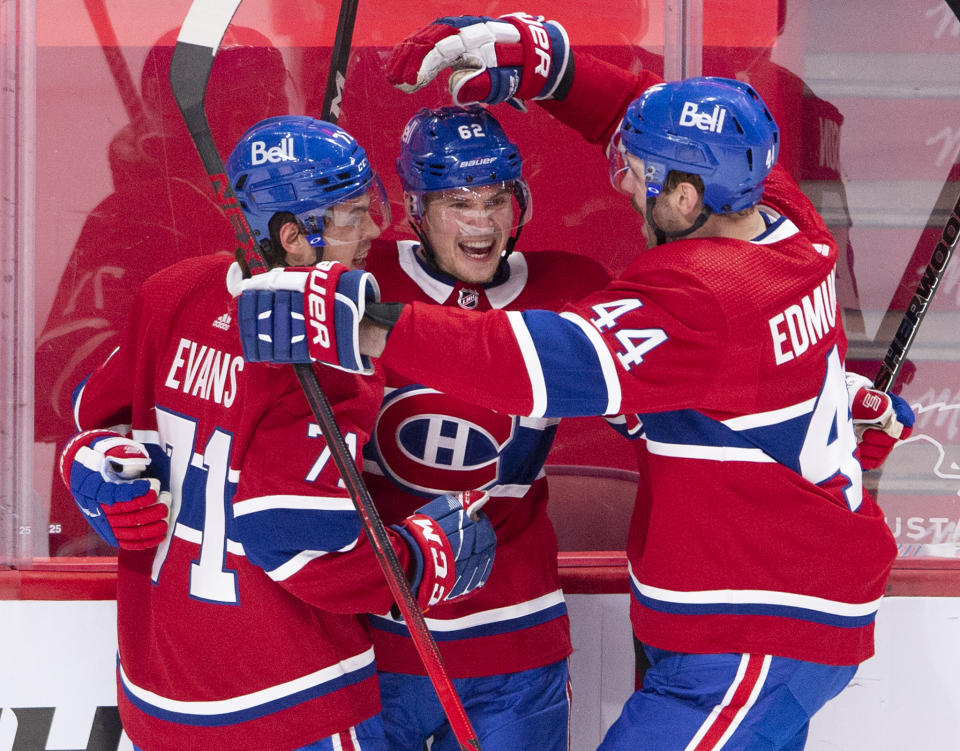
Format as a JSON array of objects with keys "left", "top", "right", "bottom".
[{"left": 212, "top": 313, "right": 231, "bottom": 331}]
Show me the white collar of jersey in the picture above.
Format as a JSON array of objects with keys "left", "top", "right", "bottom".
[
  {"left": 751, "top": 205, "right": 797, "bottom": 245},
  {"left": 395, "top": 240, "right": 529, "bottom": 308}
]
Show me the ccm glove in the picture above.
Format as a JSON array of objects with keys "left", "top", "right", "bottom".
[
  {"left": 59, "top": 430, "right": 169, "bottom": 550},
  {"left": 846, "top": 373, "right": 915, "bottom": 470},
  {"left": 234, "top": 261, "right": 380, "bottom": 374},
  {"left": 386, "top": 13, "right": 573, "bottom": 107},
  {"left": 392, "top": 491, "right": 495, "bottom": 611}
]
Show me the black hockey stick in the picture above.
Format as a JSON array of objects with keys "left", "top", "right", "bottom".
[
  {"left": 872, "top": 0, "right": 960, "bottom": 392},
  {"left": 319, "top": 0, "right": 357, "bottom": 122},
  {"left": 83, "top": 0, "right": 146, "bottom": 129},
  {"left": 169, "top": 2, "right": 481, "bottom": 749},
  {"left": 872, "top": 192, "right": 959, "bottom": 391}
]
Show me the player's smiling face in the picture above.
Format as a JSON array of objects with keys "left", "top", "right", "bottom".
[{"left": 421, "top": 185, "right": 513, "bottom": 284}]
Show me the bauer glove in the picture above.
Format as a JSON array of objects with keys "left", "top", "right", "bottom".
[
  {"left": 386, "top": 13, "right": 573, "bottom": 109},
  {"left": 233, "top": 261, "right": 380, "bottom": 374}
]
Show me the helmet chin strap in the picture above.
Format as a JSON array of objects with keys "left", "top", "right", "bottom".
[
  {"left": 646, "top": 196, "right": 712, "bottom": 246},
  {"left": 410, "top": 220, "right": 442, "bottom": 271}
]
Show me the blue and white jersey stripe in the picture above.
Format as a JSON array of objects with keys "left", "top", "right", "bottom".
[
  {"left": 628, "top": 565, "right": 880, "bottom": 628},
  {"left": 640, "top": 399, "right": 818, "bottom": 473},
  {"left": 232, "top": 493, "right": 364, "bottom": 573},
  {"left": 369, "top": 590, "right": 567, "bottom": 641},
  {"left": 506, "top": 310, "right": 620, "bottom": 418},
  {"left": 118, "top": 647, "right": 376, "bottom": 727}
]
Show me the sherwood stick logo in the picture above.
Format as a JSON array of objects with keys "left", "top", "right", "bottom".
[{"left": 876, "top": 192, "right": 960, "bottom": 387}]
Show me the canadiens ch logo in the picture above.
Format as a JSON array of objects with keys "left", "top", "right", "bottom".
[
  {"left": 457, "top": 289, "right": 480, "bottom": 309},
  {"left": 373, "top": 386, "right": 516, "bottom": 494}
]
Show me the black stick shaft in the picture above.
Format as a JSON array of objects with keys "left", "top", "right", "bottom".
[{"left": 873, "top": 192, "right": 959, "bottom": 392}]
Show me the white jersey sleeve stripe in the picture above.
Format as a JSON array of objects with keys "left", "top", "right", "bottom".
[
  {"left": 505, "top": 309, "right": 620, "bottom": 418},
  {"left": 266, "top": 536, "right": 360, "bottom": 581},
  {"left": 506, "top": 310, "right": 549, "bottom": 417},
  {"left": 720, "top": 397, "right": 817, "bottom": 431},
  {"left": 233, "top": 494, "right": 357, "bottom": 517},
  {"left": 645, "top": 440, "right": 778, "bottom": 463},
  {"left": 560, "top": 311, "right": 623, "bottom": 414}
]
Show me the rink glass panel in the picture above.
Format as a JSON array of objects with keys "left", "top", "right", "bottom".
[{"left": 2, "top": 0, "right": 959, "bottom": 577}]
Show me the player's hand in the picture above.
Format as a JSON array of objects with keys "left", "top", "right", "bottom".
[
  {"left": 234, "top": 261, "right": 380, "bottom": 374},
  {"left": 392, "top": 491, "right": 495, "bottom": 611},
  {"left": 385, "top": 13, "right": 572, "bottom": 108},
  {"left": 59, "top": 430, "right": 170, "bottom": 550},
  {"left": 846, "top": 373, "right": 915, "bottom": 470}
]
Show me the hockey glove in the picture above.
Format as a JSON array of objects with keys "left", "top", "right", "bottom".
[
  {"left": 846, "top": 373, "right": 915, "bottom": 470},
  {"left": 386, "top": 13, "right": 573, "bottom": 108},
  {"left": 392, "top": 491, "right": 495, "bottom": 611},
  {"left": 59, "top": 430, "right": 170, "bottom": 550},
  {"left": 234, "top": 261, "right": 380, "bottom": 374}
]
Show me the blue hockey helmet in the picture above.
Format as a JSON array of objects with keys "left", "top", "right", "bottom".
[
  {"left": 614, "top": 77, "right": 779, "bottom": 213},
  {"left": 226, "top": 115, "right": 388, "bottom": 262},
  {"left": 397, "top": 105, "right": 531, "bottom": 225}
]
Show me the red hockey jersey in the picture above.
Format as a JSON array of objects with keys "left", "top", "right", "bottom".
[
  {"left": 363, "top": 240, "right": 610, "bottom": 677},
  {"left": 379, "top": 62, "right": 897, "bottom": 666},
  {"left": 71, "top": 253, "right": 401, "bottom": 751}
]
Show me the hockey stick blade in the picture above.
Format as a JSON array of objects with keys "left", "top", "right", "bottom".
[
  {"left": 170, "top": 2, "right": 480, "bottom": 748},
  {"left": 169, "top": 0, "right": 265, "bottom": 275}
]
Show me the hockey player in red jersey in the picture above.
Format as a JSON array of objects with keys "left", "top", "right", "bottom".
[
  {"left": 242, "top": 15, "right": 916, "bottom": 750},
  {"left": 35, "top": 26, "right": 291, "bottom": 556},
  {"left": 364, "top": 106, "right": 609, "bottom": 750},
  {"left": 59, "top": 116, "right": 496, "bottom": 751},
  {"left": 237, "top": 104, "right": 610, "bottom": 750}
]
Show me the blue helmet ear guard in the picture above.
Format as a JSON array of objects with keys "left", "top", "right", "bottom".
[
  {"left": 619, "top": 77, "right": 780, "bottom": 214},
  {"left": 225, "top": 115, "right": 375, "bottom": 265}
]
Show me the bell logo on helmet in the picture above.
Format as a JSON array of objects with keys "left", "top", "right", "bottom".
[
  {"left": 250, "top": 135, "right": 296, "bottom": 165},
  {"left": 678, "top": 101, "right": 727, "bottom": 134}
]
